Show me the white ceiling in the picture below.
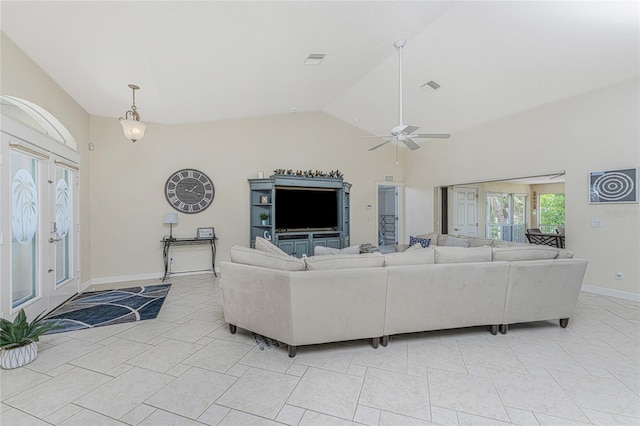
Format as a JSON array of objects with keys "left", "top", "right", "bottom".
[{"left": 1, "top": 1, "right": 638, "bottom": 138}]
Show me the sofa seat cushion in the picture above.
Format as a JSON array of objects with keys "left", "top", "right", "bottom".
[
  {"left": 434, "top": 246, "right": 492, "bottom": 264},
  {"left": 384, "top": 248, "right": 435, "bottom": 266},
  {"left": 230, "top": 245, "right": 306, "bottom": 271},
  {"left": 255, "top": 237, "right": 290, "bottom": 256},
  {"left": 492, "top": 246, "right": 560, "bottom": 261},
  {"left": 305, "top": 253, "right": 384, "bottom": 270}
]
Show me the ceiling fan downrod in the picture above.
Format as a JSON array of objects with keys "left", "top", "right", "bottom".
[{"left": 395, "top": 39, "right": 406, "bottom": 130}]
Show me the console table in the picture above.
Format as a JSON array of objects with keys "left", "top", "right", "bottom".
[{"left": 161, "top": 237, "right": 217, "bottom": 282}]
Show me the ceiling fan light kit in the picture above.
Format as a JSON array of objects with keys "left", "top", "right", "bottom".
[{"left": 368, "top": 40, "right": 450, "bottom": 152}]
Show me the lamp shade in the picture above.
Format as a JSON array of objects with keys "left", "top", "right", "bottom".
[
  {"left": 163, "top": 213, "right": 178, "bottom": 224},
  {"left": 120, "top": 119, "right": 147, "bottom": 142}
]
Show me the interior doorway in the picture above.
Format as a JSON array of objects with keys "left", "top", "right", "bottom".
[
  {"left": 451, "top": 186, "right": 478, "bottom": 236},
  {"left": 377, "top": 183, "right": 402, "bottom": 253}
]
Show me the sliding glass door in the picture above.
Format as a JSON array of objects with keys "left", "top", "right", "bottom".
[{"left": 486, "top": 192, "right": 526, "bottom": 243}]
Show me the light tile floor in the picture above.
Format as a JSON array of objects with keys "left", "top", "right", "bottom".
[{"left": 1, "top": 274, "right": 638, "bottom": 425}]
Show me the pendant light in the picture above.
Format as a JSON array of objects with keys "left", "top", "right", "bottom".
[{"left": 119, "top": 84, "right": 146, "bottom": 142}]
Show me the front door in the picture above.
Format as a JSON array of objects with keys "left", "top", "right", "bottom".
[
  {"left": 451, "top": 186, "right": 478, "bottom": 236},
  {"left": 1, "top": 118, "right": 80, "bottom": 320}
]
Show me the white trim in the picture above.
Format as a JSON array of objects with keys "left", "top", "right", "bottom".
[
  {"left": 90, "top": 269, "right": 216, "bottom": 286},
  {"left": 581, "top": 284, "right": 640, "bottom": 302}
]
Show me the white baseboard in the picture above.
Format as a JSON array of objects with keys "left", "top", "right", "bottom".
[
  {"left": 581, "top": 284, "right": 640, "bottom": 302},
  {"left": 88, "top": 269, "right": 215, "bottom": 286}
]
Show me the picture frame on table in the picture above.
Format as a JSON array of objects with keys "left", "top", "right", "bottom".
[{"left": 197, "top": 227, "right": 215, "bottom": 239}]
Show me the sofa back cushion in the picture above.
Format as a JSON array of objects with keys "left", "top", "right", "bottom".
[
  {"left": 443, "top": 235, "right": 471, "bottom": 247},
  {"left": 384, "top": 248, "right": 435, "bottom": 266},
  {"left": 434, "top": 246, "right": 492, "bottom": 264},
  {"left": 314, "top": 245, "right": 361, "bottom": 256},
  {"left": 492, "top": 246, "right": 560, "bottom": 261},
  {"left": 305, "top": 253, "right": 384, "bottom": 270},
  {"left": 255, "top": 237, "right": 289, "bottom": 257},
  {"left": 230, "top": 245, "right": 306, "bottom": 271}
]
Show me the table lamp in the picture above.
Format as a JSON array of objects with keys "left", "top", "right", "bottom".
[{"left": 164, "top": 213, "right": 178, "bottom": 240}]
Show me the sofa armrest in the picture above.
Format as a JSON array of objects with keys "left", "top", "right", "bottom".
[
  {"left": 502, "top": 258, "right": 588, "bottom": 324},
  {"left": 220, "top": 262, "right": 295, "bottom": 344}
]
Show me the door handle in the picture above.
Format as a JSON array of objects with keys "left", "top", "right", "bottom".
[
  {"left": 49, "top": 237, "right": 62, "bottom": 243},
  {"left": 454, "top": 228, "right": 460, "bottom": 231}
]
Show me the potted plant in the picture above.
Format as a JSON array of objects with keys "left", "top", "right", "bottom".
[
  {"left": 0, "top": 309, "right": 59, "bottom": 369},
  {"left": 260, "top": 213, "right": 269, "bottom": 226}
]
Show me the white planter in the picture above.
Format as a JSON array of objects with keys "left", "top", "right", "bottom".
[{"left": 1, "top": 341, "right": 38, "bottom": 369}]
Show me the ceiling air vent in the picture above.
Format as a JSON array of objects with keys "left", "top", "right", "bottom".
[
  {"left": 304, "top": 54, "right": 325, "bottom": 65},
  {"left": 420, "top": 80, "right": 441, "bottom": 94}
]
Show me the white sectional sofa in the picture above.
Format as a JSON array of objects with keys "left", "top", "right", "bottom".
[{"left": 220, "top": 236, "right": 588, "bottom": 357}]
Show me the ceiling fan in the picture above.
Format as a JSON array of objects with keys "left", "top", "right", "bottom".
[{"left": 367, "top": 40, "right": 450, "bottom": 152}]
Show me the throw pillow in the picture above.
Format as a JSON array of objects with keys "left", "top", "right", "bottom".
[
  {"left": 409, "top": 236, "right": 431, "bottom": 248},
  {"left": 360, "top": 243, "right": 381, "bottom": 253},
  {"left": 255, "top": 237, "right": 289, "bottom": 257},
  {"left": 404, "top": 243, "right": 424, "bottom": 252},
  {"left": 230, "top": 246, "right": 305, "bottom": 271},
  {"left": 416, "top": 232, "right": 439, "bottom": 246},
  {"left": 443, "top": 236, "right": 470, "bottom": 247}
]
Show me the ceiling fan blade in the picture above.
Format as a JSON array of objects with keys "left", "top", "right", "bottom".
[
  {"left": 412, "top": 133, "right": 451, "bottom": 139},
  {"left": 403, "top": 138, "right": 421, "bottom": 150},
  {"left": 403, "top": 125, "right": 420, "bottom": 135},
  {"left": 368, "top": 139, "right": 393, "bottom": 151},
  {"left": 363, "top": 134, "right": 393, "bottom": 139}
]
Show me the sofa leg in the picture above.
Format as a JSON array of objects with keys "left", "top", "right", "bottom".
[
  {"left": 381, "top": 335, "right": 389, "bottom": 347},
  {"left": 288, "top": 345, "right": 297, "bottom": 358},
  {"left": 371, "top": 337, "right": 380, "bottom": 349},
  {"left": 229, "top": 324, "right": 237, "bottom": 334},
  {"left": 499, "top": 324, "right": 508, "bottom": 335},
  {"left": 559, "top": 318, "right": 569, "bottom": 328},
  {"left": 489, "top": 325, "right": 498, "bottom": 335}
]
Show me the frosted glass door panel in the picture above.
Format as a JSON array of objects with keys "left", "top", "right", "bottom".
[
  {"left": 11, "top": 151, "right": 40, "bottom": 308},
  {"left": 54, "top": 166, "right": 72, "bottom": 285}
]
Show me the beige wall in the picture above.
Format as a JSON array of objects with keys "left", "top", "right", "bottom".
[
  {"left": 3, "top": 30, "right": 638, "bottom": 296},
  {"left": 89, "top": 112, "right": 402, "bottom": 279},
  {"left": 405, "top": 77, "right": 640, "bottom": 296},
  {"left": 1, "top": 32, "right": 93, "bottom": 283}
]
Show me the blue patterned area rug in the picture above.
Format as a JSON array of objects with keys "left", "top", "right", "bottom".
[{"left": 42, "top": 284, "right": 171, "bottom": 334}]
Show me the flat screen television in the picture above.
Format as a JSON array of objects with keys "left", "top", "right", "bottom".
[{"left": 275, "top": 187, "right": 338, "bottom": 231}]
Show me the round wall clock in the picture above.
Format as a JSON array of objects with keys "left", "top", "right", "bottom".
[{"left": 165, "top": 169, "right": 215, "bottom": 214}]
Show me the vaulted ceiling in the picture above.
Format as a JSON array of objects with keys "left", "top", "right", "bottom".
[{"left": 2, "top": 1, "right": 638, "bottom": 138}]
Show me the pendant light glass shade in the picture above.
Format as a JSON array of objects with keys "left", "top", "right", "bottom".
[{"left": 120, "top": 118, "right": 146, "bottom": 142}]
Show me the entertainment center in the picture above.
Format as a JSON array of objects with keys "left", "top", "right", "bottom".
[{"left": 249, "top": 175, "right": 351, "bottom": 257}]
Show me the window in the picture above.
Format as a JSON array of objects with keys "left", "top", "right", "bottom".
[
  {"left": 539, "top": 193, "right": 565, "bottom": 233},
  {"left": 486, "top": 192, "right": 527, "bottom": 243}
]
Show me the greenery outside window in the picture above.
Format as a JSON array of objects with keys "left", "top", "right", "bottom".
[{"left": 539, "top": 193, "right": 565, "bottom": 233}]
